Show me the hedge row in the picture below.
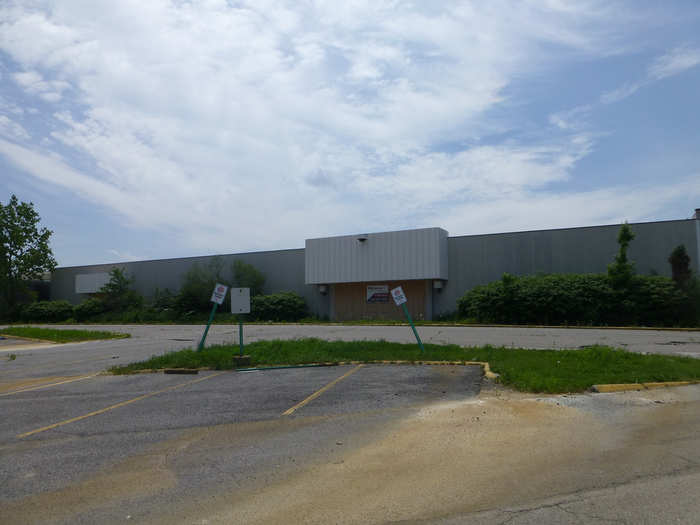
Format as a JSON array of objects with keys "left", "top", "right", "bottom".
[
  {"left": 458, "top": 273, "right": 700, "bottom": 327},
  {"left": 16, "top": 291, "right": 308, "bottom": 323}
]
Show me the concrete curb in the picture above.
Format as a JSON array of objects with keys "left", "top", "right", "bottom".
[
  {"left": 592, "top": 380, "right": 699, "bottom": 393},
  {"left": 111, "top": 361, "right": 500, "bottom": 379},
  {"left": 333, "top": 360, "right": 499, "bottom": 380},
  {"left": 0, "top": 333, "right": 55, "bottom": 343}
]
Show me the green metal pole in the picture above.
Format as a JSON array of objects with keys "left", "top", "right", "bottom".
[
  {"left": 401, "top": 303, "right": 425, "bottom": 352},
  {"left": 197, "top": 302, "right": 218, "bottom": 352},
  {"left": 239, "top": 317, "right": 244, "bottom": 356}
]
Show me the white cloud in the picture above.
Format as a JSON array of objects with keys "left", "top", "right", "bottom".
[
  {"left": 12, "top": 69, "right": 70, "bottom": 102},
  {"left": 553, "top": 42, "right": 700, "bottom": 128},
  {"left": 442, "top": 175, "right": 700, "bottom": 237},
  {"left": 648, "top": 45, "right": 700, "bottom": 80},
  {"left": 0, "top": 115, "right": 30, "bottom": 140},
  {"left": 107, "top": 249, "right": 147, "bottom": 263},
  {"left": 0, "top": 1, "right": 693, "bottom": 259},
  {"left": 599, "top": 82, "right": 642, "bottom": 104}
]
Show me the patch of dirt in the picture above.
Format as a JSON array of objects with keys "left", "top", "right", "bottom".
[{"left": 176, "top": 387, "right": 700, "bottom": 525}]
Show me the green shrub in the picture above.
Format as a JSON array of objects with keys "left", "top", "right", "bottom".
[
  {"left": 175, "top": 259, "right": 226, "bottom": 313},
  {"left": 232, "top": 260, "right": 265, "bottom": 296},
  {"left": 73, "top": 298, "right": 107, "bottom": 321},
  {"left": 669, "top": 244, "right": 692, "bottom": 289},
  {"left": 20, "top": 300, "right": 74, "bottom": 322},
  {"left": 251, "top": 291, "right": 307, "bottom": 321},
  {"left": 458, "top": 273, "right": 700, "bottom": 327},
  {"left": 607, "top": 222, "right": 635, "bottom": 289},
  {"left": 151, "top": 288, "right": 177, "bottom": 311}
]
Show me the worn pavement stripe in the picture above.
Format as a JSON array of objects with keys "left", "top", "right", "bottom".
[
  {"left": 17, "top": 371, "right": 226, "bottom": 438},
  {"left": 0, "top": 374, "right": 99, "bottom": 397},
  {"left": 282, "top": 364, "right": 364, "bottom": 416}
]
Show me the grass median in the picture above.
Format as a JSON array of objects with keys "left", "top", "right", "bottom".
[
  {"left": 108, "top": 338, "right": 700, "bottom": 393},
  {"left": 0, "top": 326, "right": 130, "bottom": 343}
]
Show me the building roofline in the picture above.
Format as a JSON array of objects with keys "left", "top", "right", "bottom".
[
  {"left": 447, "top": 218, "right": 696, "bottom": 241},
  {"left": 305, "top": 226, "right": 447, "bottom": 242},
  {"left": 55, "top": 217, "right": 696, "bottom": 271},
  {"left": 55, "top": 246, "right": 304, "bottom": 271}
]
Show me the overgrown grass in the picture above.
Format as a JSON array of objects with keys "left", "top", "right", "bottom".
[
  {"left": 109, "top": 338, "right": 700, "bottom": 393},
  {"left": 0, "top": 326, "right": 130, "bottom": 343}
]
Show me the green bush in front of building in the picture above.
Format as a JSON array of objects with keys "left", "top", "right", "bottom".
[
  {"left": 458, "top": 229, "right": 700, "bottom": 328},
  {"left": 251, "top": 291, "right": 307, "bottom": 322},
  {"left": 457, "top": 272, "right": 699, "bottom": 327},
  {"left": 73, "top": 298, "right": 108, "bottom": 322},
  {"left": 20, "top": 300, "right": 74, "bottom": 323}
]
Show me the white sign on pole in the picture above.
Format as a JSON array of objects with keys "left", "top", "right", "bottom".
[
  {"left": 231, "top": 287, "right": 251, "bottom": 314},
  {"left": 391, "top": 286, "right": 407, "bottom": 306},
  {"left": 210, "top": 283, "right": 229, "bottom": 305}
]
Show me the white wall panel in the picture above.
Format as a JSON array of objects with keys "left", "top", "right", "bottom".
[{"left": 305, "top": 228, "right": 448, "bottom": 284}]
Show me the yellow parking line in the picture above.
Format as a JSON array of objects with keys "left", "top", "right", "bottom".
[
  {"left": 282, "top": 364, "right": 364, "bottom": 416},
  {"left": 17, "top": 371, "right": 226, "bottom": 439},
  {"left": 0, "top": 374, "right": 98, "bottom": 397}
]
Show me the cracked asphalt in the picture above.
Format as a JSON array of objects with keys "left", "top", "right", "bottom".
[{"left": 1, "top": 324, "right": 699, "bottom": 524}]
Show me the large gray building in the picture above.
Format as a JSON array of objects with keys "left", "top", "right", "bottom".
[{"left": 51, "top": 210, "right": 700, "bottom": 320}]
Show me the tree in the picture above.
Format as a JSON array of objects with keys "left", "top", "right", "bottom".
[
  {"left": 0, "top": 195, "right": 57, "bottom": 314},
  {"left": 174, "top": 257, "right": 226, "bottom": 313},
  {"left": 607, "top": 222, "right": 635, "bottom": 289},
  {"left": 668, "top": 244, "right": 692, "bottom": 289},
  {"left": 232, "top": 260, "right": 265, "bottom": 296},
  {"left": 99, "top": 267, "right": 143, "bottom": 311}
]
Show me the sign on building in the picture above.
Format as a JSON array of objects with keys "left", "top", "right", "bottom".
[
  {"left": 75, "top": 272, "right": 111, "bottom": 294},
  {"left": 231, "top": 287, "right": 251, "bottom": 313},
  {"left": 366, "top": 285, "right": 389, "bottom": 303},
  {"left": 391, "top": 286, "right": 407, "bottom": 306},
  {"left": 210, "top": 283, "right": 229, "bottom": 305}
]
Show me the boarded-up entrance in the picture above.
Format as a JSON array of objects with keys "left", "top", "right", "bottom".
[{"left": 333, "top": 280, "right": 426, "bottom": 321}]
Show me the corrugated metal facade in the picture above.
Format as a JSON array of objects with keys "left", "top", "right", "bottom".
[
  {"left": 50, "top": 216, "right": 700, "bottom": 320},
  {"left": 305, "top": 227, "right": 448, "bottom": 284}
]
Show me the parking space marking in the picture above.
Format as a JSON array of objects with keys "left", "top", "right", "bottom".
[
  {"left": 282, "top": 364, "right": 364, "bottom": 416},
  {"left": 0, "top": 373, "right": 99, "bottom": 397},
  {"left": 17, "top": 371, "right": 226, "bottom": 439}
]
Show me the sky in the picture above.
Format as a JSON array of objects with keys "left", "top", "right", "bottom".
[{"left": 1, "top": 0, "right": 699, "bottom": 267}]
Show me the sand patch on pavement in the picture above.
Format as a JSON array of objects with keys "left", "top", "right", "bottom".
[
  {"left": 179, "top": 387, "right": 700, "bottom": 525},
  {"left": 172, "top": 392, "right": 610, "bottom": 524}
]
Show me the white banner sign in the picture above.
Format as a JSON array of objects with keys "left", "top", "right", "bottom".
[
  {"left": 210, "top": 283, "right": 229, "bottom": 305},
  {"left": 391, "top": 286, "right": 407, "bottom": 306}
]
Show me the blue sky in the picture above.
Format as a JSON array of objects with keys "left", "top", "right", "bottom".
[{"left": 1, "top": 1, "right": 699, "bottom": 267}]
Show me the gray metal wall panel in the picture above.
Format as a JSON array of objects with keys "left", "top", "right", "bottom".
[
  {"left": 51, "top": 249, "right": 331, "bottom": 318},
  {"left": 433, "top": 219, "right": 699, "bottom": 317},
  {"left": 305, "top": 228, "right": 448, "bottom": 284},
  {"left": 51, "top": 218, "right": 699, "bottom": 321}
]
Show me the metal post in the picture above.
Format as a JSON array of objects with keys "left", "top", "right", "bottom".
[
  {"left": 401, "top": 303, "right": 425, "bottom": 352},
  {"left": 239, "top": 317, "right": 244, "bottom": 356},
  {"left": 197, "top": 302, "right": 218, "bottom": 351}
]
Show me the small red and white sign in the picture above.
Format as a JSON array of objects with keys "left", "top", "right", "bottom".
[
  {"left": 391, "top": 286, "right": 407, "bottom": 306},
  {"left": 210, "top": 283, "right": 229, "bottom": 305}
]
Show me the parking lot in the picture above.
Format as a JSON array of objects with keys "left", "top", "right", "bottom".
[
  {"left": 2, "top": 324, "right": 700, "bottom": 524},
  {"left": 1, "top": 335, "right": 482, "bottom": 524}
]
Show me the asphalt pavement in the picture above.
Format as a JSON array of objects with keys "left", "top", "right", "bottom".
[
  {"left": 1, "top": 323, "right": 699, "bottom": 386},
  {"left": 1, "top": 324, "right": 699, "bottom": 524}
]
